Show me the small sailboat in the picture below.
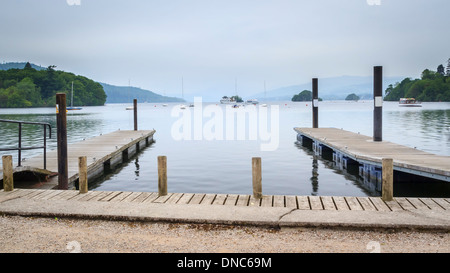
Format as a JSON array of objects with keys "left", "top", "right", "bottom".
[{"left": 67, "top": 82, "right": 82, "bottom": 110}]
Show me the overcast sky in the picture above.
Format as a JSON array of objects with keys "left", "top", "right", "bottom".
[{"left": 1, "top": 0, "right": 449, "bottom": 100}]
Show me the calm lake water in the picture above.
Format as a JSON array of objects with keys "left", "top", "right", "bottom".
[{"left": 1, "top": 100, "right": 449, "bottom": 197}]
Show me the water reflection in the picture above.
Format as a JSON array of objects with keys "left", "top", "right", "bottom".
[
  {"left": 1, "top": 102, "right": 448, "bottom": 197},
  {"left": 310, "top": 156, "right": 319, "bottom": 196},
  {"left": 385, "top": 109, "right": 450, "bottom": 156},
  {"left": 0, "top": 112, "right": 104, "bottom": 162},
  {"left": 295, "top": 138, "right": 450, "bottom": 198}
]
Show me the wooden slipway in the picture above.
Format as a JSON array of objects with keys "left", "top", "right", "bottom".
[
  {"left": 1, "top": 130, "right": 155, "bottom": 189},
  {"left": 294, "top": 127, "right": 450, "bottom": 182}
]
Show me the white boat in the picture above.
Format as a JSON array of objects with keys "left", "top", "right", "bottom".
[
  {"left": 246, "top": 99, "right": 259, "bottom": 105},
  {"left": 180, "top": 104, "right": 187, "bottom": 109},
  {"left": 399, "top": 98, "right": 422, "bottom": 107},
  {"left": 220, "top": 96, "right": 236, "bottom": 104},
  {"left": 125, "top": 106, "right": 134, "bottom": 110}
]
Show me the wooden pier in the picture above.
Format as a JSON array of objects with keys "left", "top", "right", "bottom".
[
  {"left": 0, "top": 130, "right": 155, "bottom": 190},
  {"left": 295, "top": 127, "right": 450, "bottom": 182},
  {"left": 1, "top": 188, "right": 449, "bottom": 211},
  {"left": 1, "top": 188, "right": 449, "bottom": 230}
]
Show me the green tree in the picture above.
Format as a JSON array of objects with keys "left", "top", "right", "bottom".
[
  {"left": 421, "top": 69, "right": 437, "bottom": 80},
  {"left": 437, "top": 64, "right": 445, "bottom": 76},
  {"left": 230, "top": 95, "right": 243, "bottom": 103},
  {"left": 24, "top": 62, "right": 33, "bottom": 70}
]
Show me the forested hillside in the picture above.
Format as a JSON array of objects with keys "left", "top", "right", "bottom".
[
  {"left": 0, "top": 62, "right": 106, "bottom": 108},
  {"left": 384, "top": 64, "right": 450, "bottom": 102}
]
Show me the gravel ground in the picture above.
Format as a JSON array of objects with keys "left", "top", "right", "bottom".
[{"left": 0, "top": 215, "right": 448, "bottom": 253}]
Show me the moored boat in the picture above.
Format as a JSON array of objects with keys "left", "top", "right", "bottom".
[
  {"left": 399, "top": 98, "right": 422, "bottom": 107},
  {"left": 246, "top": 99, "right": 259, "bottom": 105},
  {"left": 220, "top": 96, "right": 236, "bottom": 104}
]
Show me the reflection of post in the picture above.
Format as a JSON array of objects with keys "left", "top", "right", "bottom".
[
  {"left": 56, "top": 93, "right": 68, "bottom": 190},
  {"left": 310, "top": 156, "right": 319, "bottom": 195},
  {"left": 312, "top": 78, "right": 319, "bottom": 128},
  {"left": 134, "top": 158, "right": 140, "bottom": 177},
  {"left": 133, "top": 99, "right": 138, "bottom": 131}
]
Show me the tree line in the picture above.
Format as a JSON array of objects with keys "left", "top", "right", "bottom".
[
  {"left": 0, "top": 62, "right": 107, "bottom": 108},
  {"left": 384, "top": 61, "right": 450, "bottom": 102}
]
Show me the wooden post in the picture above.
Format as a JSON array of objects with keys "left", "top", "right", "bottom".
[
  {"left": 78, "top": 156, "right": 88, "bottom": 194},
  {"left": 373, "top": 66, "right": 383, "bottom": 142},
  {"left": 252, "top": 157, "right": 262, "bottom": 199},
  {"left": 133, "top": 99, "right": 138, "bottom": 131},
  {"left": 56, "top": 93, "right": 68, "bottom": 190},
  {"left": 158, "top": 156, "right": 167, "bottom": 196},
  {"left": 2, "top": 155, "right": 14, "bottom": 192},
  {"left": 312, "top": 78, "right": 319, "bottom": 128},
  {"left": 382, "top": 158, "right": 393, "bottom": 201}
]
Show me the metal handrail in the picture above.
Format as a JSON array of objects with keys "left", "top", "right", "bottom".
[{"left": 0, "top": 119, "right": 52, "bottom": 169}]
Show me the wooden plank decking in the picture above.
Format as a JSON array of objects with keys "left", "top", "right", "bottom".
[
  {"left": 1, "top": 189, "right": 449, "bottom": 212},
  {"left": 0, "top": 130, "right": 156, "bottom": 189},
  {"left": 295, "top": 127, "right": 450, "bottom": 182}
]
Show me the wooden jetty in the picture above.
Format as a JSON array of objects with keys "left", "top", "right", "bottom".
[
  {"left": 1, "top": 188, "right": 449, "bottom": 211},
  {"left": 0, "top": 130, "right": 155, "bottom": 190},
  {"left": 1, "top": 188, "right": 449, "bottom": 230},
  {"left": 295, "top": 127, "right": 450, "bottom": 183}
]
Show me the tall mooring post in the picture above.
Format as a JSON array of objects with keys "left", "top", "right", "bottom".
[
  {"left": 133, "top": 99, "right": 138, "bottom": 131},
  {"left": 56, "top": 93, "right": 68, "bottom": 190},
  {"left": 373, "top": 66, "right": 383, "bottom": 142},
  {"left": 312, "top": 78, "right": 319, "bottom": 128}
]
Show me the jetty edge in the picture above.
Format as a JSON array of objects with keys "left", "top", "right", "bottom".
[
  {"left": 294, "top": 127, "right": 450, "bottom": 183},
  {"left": 0, "top": 189, "right": 449, "bottom": 231},
  {"left": 0, "top": 129, "right": 156, "bottom": 190}
]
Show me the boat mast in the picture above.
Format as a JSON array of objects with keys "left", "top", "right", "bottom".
[{"left": 71, "top": 81, "right": 74, "bottom": 107}]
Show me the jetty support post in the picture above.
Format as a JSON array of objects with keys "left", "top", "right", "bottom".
[
  {"left": 373, "top": 66, "right": 383, "bottom": 142},
  {"left": 252, "top": 157, "right": 262, "bottom": 199},
  {"left": 56, "top": 93, "right": 68, "bottom": 190},
  {"left": 312, "top": 78, "right": 319, "bottom": 129},
  {"left": 382, "top": 158, "right": 393, "bottom": 201},
  {"left": 133, "top": 99, "right": 138, "bottom": 131},
  {"left": 2, "top": 155, "right": 14, "bottom": 192},
  {"left": 78, "top": 156, "right": 88, "bottom": 194},
  {"left": 158, "top": 156, "right": 167, "bottom": 196}
]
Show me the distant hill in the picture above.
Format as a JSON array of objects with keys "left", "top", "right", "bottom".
[
  {"left": 100, "top": 83, "right": 185, "bottom": 103},
  {"left": 0, "top": 62, "right": 46, "bottom": 71},
  {"left": 252, "top": 76, "right": 405, "bottom": 101}
]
